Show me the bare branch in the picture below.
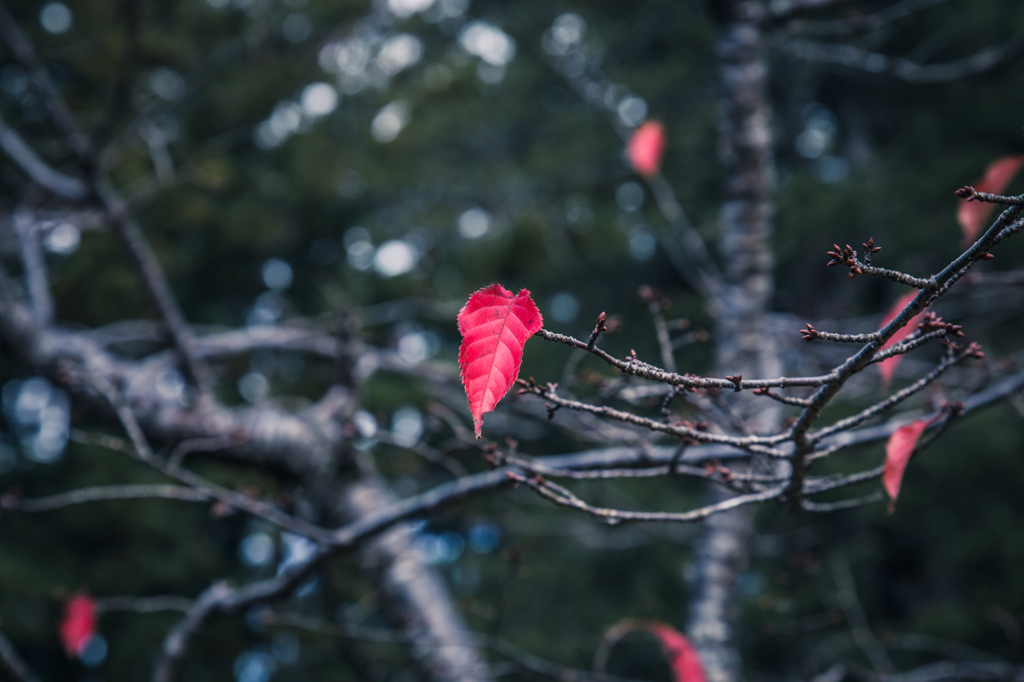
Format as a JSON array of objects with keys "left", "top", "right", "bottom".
[
  {"left": 888, "top": 660, "right": 1024, "bottom": 682},
  {"left": 802, "top": 492, "right": 884, "bottom": 512},
  {"left": 810, "top": 352, "right": 960, "bottom": 442},
  {"left": 955, "top": 188, "right": 1024, "bottom": 206},
  {"left": 264, "top": 611, "right": 645, "bottom": 682},
  {"left": 781, "top": 0, "right": 955, "bottom": 37},
  {"left": 517, "top": 379, "right": 789, "bottom": 453},
  {"left": 167, "top": 435, "right": 243, "bottom": 468},
  {"left": 0, "top": 115, "right": 87, "bottom": 199},
  {"left": 869, "top": 329, "right": 952, "bottom": 363},
  {"left": 69, "top": 425, "right": 336, "bottom": 543},
  {"left": 508, "top": 471, "right": 789, "bottom": 524},
  {"left": 800, "top": 323, "right": 879, "bottom": 344},
  {"left": 544, "top": 43, "right": 725, "bottom": 298},
  {"left": 0, "top": 629, "right": 43, "bottom": 682},
  {"left": 780, "top": 27, "right": 1024, "bottom": 82},
  {"left": 152, "top": 581, "right": 234, "bottom": 682},
  {"left": 769, "top": 0, "right": 858, "bottom": 19},
  {"left": 13, "top": 209, "right": 53, "bottom": 326},
  {"left": 753, "top": 387, "right": 812, "bottom": 407},
  {"left": 832, "top": 553, "right": 896, "bottom": 674},
  {"left": 0, "top": 1, "right": 212, "bottom": 395},
  {"left": 825, "top": 243, "right": 936, "bottom": 288},
  {"left": 95, "top": 595, "right": 194, "bottom": 615},
  {"left": 1, "top": 483, "right": 211, "bottom": 512}
]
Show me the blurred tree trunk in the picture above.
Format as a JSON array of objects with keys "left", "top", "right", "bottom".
[{"left": 688, "top": 2, "right": 779, "bottom": 680}]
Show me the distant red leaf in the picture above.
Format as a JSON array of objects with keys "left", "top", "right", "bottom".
[
  {"left": 957, "top": 154, "right": 1024, "bottom": 242},
  {"left": 883, "top": 418, "right": 930, "bottom": 512},
  {"left": 458, "top": 284, "right": 543, "bottom": 438},
  {"left": 59, "top": 592, "right": 96, "bottom": 658},
  {"left": 627, "top": 120, "right": 666, "bottom": 178},
  {"left": 877, "top": 291, "right": 925, "bottom": 386},
  {"left": 601, "top": 619, "right": 706, "bottom": 682},
  {"left": 644, "top": 621, "right": 707, "bottom": 682}
]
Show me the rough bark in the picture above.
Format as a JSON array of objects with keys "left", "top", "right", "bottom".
[
  {"left": 688, "top": 2, "right": 779, "bottom": 681},
  {"left": 0, "top": 271, "right": 491, "bottom": 681}
]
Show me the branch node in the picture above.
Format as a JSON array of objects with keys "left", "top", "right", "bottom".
[{"left": 587, "top": 312, "right": 608, "bottom": 350}]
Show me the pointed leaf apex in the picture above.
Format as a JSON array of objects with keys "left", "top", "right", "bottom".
[{"left": 458, "top": 284, "right": 543, "bottom": 437}]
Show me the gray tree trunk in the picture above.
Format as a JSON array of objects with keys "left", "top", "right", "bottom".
[{"left": 688, "top": 2, "right": 779, "bottom": 681}]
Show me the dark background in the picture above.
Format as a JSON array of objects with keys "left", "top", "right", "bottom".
[{"left": 1, "top": 0, "right": 1024, "bottom": 679}]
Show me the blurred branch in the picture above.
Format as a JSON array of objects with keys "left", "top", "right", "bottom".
[
  {"left": 544, "top": 43, "right": 724, "bottom": 298},
  {"left": 152, "top": 581, "right": 234, "bottom": 682},
  {"left": 0, "top": 629, "right": 42, "bottom": 682},
  {"left": 536, "top": 328, "right": 839, "bottom": 391},
  {"left": 68, "top": 424, "right": 336, "bottom": 543},
  {"left": 769, "top": 0, "right": 858, "bottom": 18},
  {"left": 91, "top": 0, "right": 142, "bottom": 151},
  {"left": 95, "top": 595, "right": 194, "bottom": 615},
  {"left": 508, "top": 471, "right": 789, "bottom": 523},
  {"left": 0, "top": 0, "right": 212, "bottom": 395},
  {"left": 779, "top": 0, "right": 954, "bottom": 35},
  {"left": 1, "top": 483, "right": 211, "bottom": 512},
  {"left": 802, "top": 491, "right": 884, "bottom": 512},
  {"left": 0, "top": 116, "right": 88, "bottom": 199},
  {"left": 12, "top": 209, "right": 52, "bottom": 326},
  {"left": 264, "top": 611, "right": 648, "bottom": 682},
  {"left": 809, "top": 351, "right": 961, "bottom": 442},
  {"left": 830, "top": 552, "right": 896, "bottom": 675},
  {"left": 882, "top": 631, "right": 1010, "bottom": 666},
  {"left": 888, "top": 660, "right": 1024, "bottom": 682},
  {"left": 780, "top": 27, "right": 1024, "bottom": 82}
]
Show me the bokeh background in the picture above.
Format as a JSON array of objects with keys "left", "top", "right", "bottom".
[{"left": 1, "top": 0, "right": 1024, "bottom": 680}]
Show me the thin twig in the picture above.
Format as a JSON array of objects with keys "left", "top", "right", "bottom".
[
  {"left": 781, "top": 26, "right": 1024, "bottom": 83},
  {"left": 782, "top": 0, "right": 954, "bottom": 37},
  {"left": 0, "top": 1, "right": 211, "bottom": 395},
  {"left": 955, "top": 188, "right": 1024, "bottom": 206},
  {"left": 802, "top": 492, "right": 884, "bottom": 512},
  {"left": 152, "top": 581, "right": 233, "bottom": 682},
  {"left": 69, "top": 412, "right": 334, "bottom": 543},
  {"left": 95, "top": 595, "right": 194, "bottom": 615},
  {"left": 0, "top": 629, "right": 43, "bottom": 682},
  {"left": 831, "top": 552, "right": 896, "bottom": 674},
  {"left": 508, "top": 471, "right": 788, "bottom": 524},
  {"left": 12, "top": 209, "right": 52, "bottom": 325},
  {"left": 0, "top": 115, "right": 87, "bottom": 199},
  {"left": 517, "top": 379, "right": 789, "bottom": 453},
  {"left": 810, "top": 352, "right": 960, "bottom": 442},
  {"left": 1, "top": 484, "right": 211, "bottom": 512}
]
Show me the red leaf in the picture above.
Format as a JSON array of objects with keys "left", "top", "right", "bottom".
[
  {"left": 877, "top": 291, "right": 925, "bottom": 387},
  {"left": 601, "top": 620, "right": 706, "bottom": 682},
  {"left": 627, "top": 120, "right": 666, "bottom": 178},
  {"left": 883, "top": 418, "right": 930, "bottom": 512},
  {"left": 59, "top": 593, "right": 96, "bottom": 658},
  {"left": 957, "top": 154, "right": 1024, "bottom": 242},
  {"left": 643, "top": 621, "right": 707, "bottom": 682},
  {"left": 458, "top": 284, "right": 543, "bottom": 437}
]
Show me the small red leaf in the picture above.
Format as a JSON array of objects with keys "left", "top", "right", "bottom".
[
  {"left": 957, "top": 154, "right": 1024, "bottom": 242},
  {"left": 601, "top": 619, "right": 705, "bottom": 682},
  {"left": 877, "top": 291, "right": 925, "bottom": 387},
  {"left": 59, "top": 592, "right": 96, "bottom": 659},
  {"left": 883, "top": 418, "right": 930, "bottom": 512},
  {"left": 627, "top": 120, "right": 666, "bottom": 178},
  {"left": 644, "top": 621, "right": 707, "bottom": 682},
  {"left": 458, "top": 284, "right": 543, "bottom": 438}
]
